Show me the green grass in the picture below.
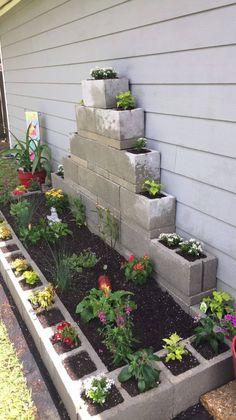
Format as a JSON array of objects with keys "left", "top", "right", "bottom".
[
  {"left": 0, "top": 321, "right": 36, "bottom": 419},
  {"left": 0, "top": 155, "right": 18, "bottom": 195}
]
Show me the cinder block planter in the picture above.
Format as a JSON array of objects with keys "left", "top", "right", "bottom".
[
  {"left": 82, "top": 78, "right": 129, "bottom": 108},
  {"left": 76, "top": 105, "right": 144, "bottom": 141},
  {"left": 70, "top": 134, "right": 160, "bottom": 192},
  {"left": 120, "top": 188, "right": 176, "bottom": 238},
  {"left": 149, "top": 240, "right": 217, "bottom": 298}
]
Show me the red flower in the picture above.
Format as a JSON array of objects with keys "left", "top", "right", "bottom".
[
  {"left": 63, "top": 337, "right": 73, "bottom": 346},
  {"left": 13, "top": 189, "right": 25, "bottom": 196},
  {"left": 133, "top": 263, "right": 145, "bottom": 271},
  {"left": 54, "top": 332, "right": 62, "bottom": 342},
  {"left": 57, "top": 321, "right": 70, "bottom": 330},
  {"left": 128, "top": 255, "right": 135, "bottom": 262}
]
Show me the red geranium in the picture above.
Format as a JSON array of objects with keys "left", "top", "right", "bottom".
[
  {"left": 133, "top": 263, "right": 145, "bottom": 271},
  {"left": 52, "top": 321, "right": 80, "bottom": 348},
  {"left": 63, "top": 337, "right": 73, "bottom": 346},
  {"left": 128, "top": 255, "right": 135, "bottom": 261}
]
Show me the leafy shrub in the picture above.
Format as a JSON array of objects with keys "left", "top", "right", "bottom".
[
  {"left": 116, "top": 91, "right": 136, "bottom": 110},
  {"left": 64, "top": 249, "right": 99, "bottom": 272},
  {"left": 52, "top": 321, "right": 80, "bottom": 348},
  {"left": 69, "top": 197, "right": 86, "bottom": 227},
  {"left": 118, "top": 348, "right": 160, "bottom": 393},
  {"left": 162, "top": 333, "right": 188, "bottom": 362},
  {"left": 0, "top": 223, "right": 11, "bottom": 240},
  {"left": 200, "top": 291, "right": 234, "bottom": 320},
  {"left": 82, "top": 374, "right": 114, "bottom": 405},
  {"left": 193, "top": 317, "right": 224, "bottom": 354},
  {"left": 159, "top": 233, "right": 183, "bottom": 248},
  {"left": 102, "top": 322, "right": 136, "bottom": 366},
  {"left": 49, "top": 221, "right": 72, "bottom": 240},
  {"left": 133, "top": 137, "right": 147, "bottom": 152},
  {"left": 143, "top": 180, "right": 162, "bottom": 197},
  {"left": 90, "top": 67, "right": 117, "bottom": 79},
  {"left": 19, "top": 220, "right": 72, "bottom": 246},
  {"left": 10, "top": 198, "right": 40, "bottom": 228},
  {"left": 45, "top": 188, "right": 69, "bottom": 213},
  {"left": 122, "top": 255, "right": 153, "bottom": 285},
  {"left": 22, "top": 270, "right": 40, "bottom": 285},
  {"left": 29, "top": 284, "right": 55, "bottom": 311},
  {"left": 179, "top": 238, "right": 203, "bottom": 257},
  {"left": 11, "top": 258, "right": 29, "bottom": 273}
]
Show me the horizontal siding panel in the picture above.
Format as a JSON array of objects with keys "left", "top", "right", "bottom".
[
  {"left": 1, "top": 0, "right": 126, "bottom": 45},
  {"left": 177, "top": 228, "right": 236, "bottom": 291},
  {"left": 161, "top": 170, "right": 236, "bottom": 226},
  {"left": 176, "top": 203, "right": 236, "bottom": 259},
  {"left": 3, "top": 5, "right": 236, "bottom": 70},
  {"left": 4, "top": 45, "right": 236, "bottom": 84},
  {"left": 146, "top": 113, "right": 236, "bottom": 158},
  {"left": 5, "top": 82, "right": 82, "bottom": 103},
  {"left": 2, "top": 0, "right": 236, "bottom": 58},
  {"left": 133, "top": 85, "right": 236, "bottom": 121}
]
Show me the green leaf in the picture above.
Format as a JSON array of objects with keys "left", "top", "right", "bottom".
[
  {"left": 138, "top": 379, "right": 146, "bottom": 393},
  {"left": 118, "top": 367, "right": 132, "bottom": 383}
]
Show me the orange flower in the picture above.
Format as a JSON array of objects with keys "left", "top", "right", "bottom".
[{"left": 133, "top": 263, "right": 145, "bottom": 271}]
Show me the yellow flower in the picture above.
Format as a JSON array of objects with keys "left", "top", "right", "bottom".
[{"left": 0, "top": 223, "right": 12, "bottom": 240}]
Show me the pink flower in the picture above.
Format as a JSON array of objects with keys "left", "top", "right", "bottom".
[
  {"left": 54, "top": 332, "right": 62, "bottom": 342},
  {"left": 125, "top": 306, "right": 132, "bottom": 316},
  {"left": 29, "top": 152, "right": 35, "bottom": 161},
  {"left": 116, "top": 315, "right": 125, "bottom": 327},
  {"left": 128, "top": 255, "right": 135, "bottom": 262},
  {"left": 98, "top": 310, "right": 107, "bottom": 324}
]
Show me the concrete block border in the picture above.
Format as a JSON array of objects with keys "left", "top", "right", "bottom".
[{"left": 0, "top": 212, "right": 233, "bottom": 420}]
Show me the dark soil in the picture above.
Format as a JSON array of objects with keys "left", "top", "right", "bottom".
[
  {"left": 140, "top": 191, "right": 166, "bottom": 199},
  {"left": 121, "top": 378, "right": 159, "bottom": 397},
  {"left": 191, "top": 340, "right": 229, "bottom": 360},
  {"left": 6, "top": 252, "right": 25, "bottom": 263},
  {"left": 37, "top": 308, "right": 64, "bottom": 328},
  {"left": 126, "top": 148, "right": 151, "bottom": 154},
  {"left": 63, "top": 351, "right": 97, "bottom": 380},
  {"left": 0, "top": 196, "right": 196, "bottom": 372},
  {"left": 0, "top": 243, "right": 19, "bottom": 253},
  {"left": 50, "top": 337, "right": 81, "bottom": 355},
  {"left": 173, "top": 403, "right": 213, "bottom": 419},
  {"left": 81, "top": 385, "right": 124, "bottom": 416},
  {"left": 162, "top": 352, "right": 199, "bottom": 376},
  {"left": 177, "top": 251, "right": 207, "bottom": 262},
  {"left": 19, "top": 278, "right": 42, "bottom": 291}
]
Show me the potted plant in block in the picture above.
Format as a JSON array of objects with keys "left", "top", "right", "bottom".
[
  {"left": 2, "top": 125, "right": 51, "bottom": 187},
  {"left": 82, "top": 67, "right": 129, "bottom": 108}
]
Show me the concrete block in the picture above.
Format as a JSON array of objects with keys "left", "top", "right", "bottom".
[
  {"left": 120, "top": 188, "right": 176, "bottom": 238},
  {"left": 63, "top": 156, "right": 79, "bottom": 184},
  {"left": 120, "top": 219, "right": 151, "bottom": 257},
  {"left": 78, "top": 129, "right": 137, "bottom": 150},
  {"left": 82, "top": 78, "right": 129, "bottom": 108},
  {"left": 70, "top": 134, "right": 161, "bottom": 192},
  {"left": 202, "top": 254, "right": 217, "bottom": 291},
  {"left": 76, "top": 105, "right": 144, "bottom": 141}
]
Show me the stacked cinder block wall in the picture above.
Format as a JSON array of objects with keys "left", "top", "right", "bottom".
[{"left": 0, "top": 0, "right": 235, "bottom": 300}]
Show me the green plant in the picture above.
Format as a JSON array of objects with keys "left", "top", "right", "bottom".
[
  {"left": 200, "top": 291, "right": 234, "bottom": 320},
  {"left": 0, "top": 177, "right": 11, "bottom": 204},
  {"left": 64, "top": 249, "right": 99, "bottom": 272},
  {"left": 52, "top": 321, "right": 80, "bottom": 348},
  {"left": 82, "top": 374, "right": 114, "bottom": 405},
  {"left": 116, "top": 91, "right": 136, "bottom": 110},
  {"left": 96, "top": 205, "right": 119, "bottom": 249},
  {"left": 102, "top": 322, "right": 136, "bottom": 366},
  {"left": 49, "top": 221, "right": 72, "bottom": 241},
  {"left": 0, "top": 223, "right": 11, "bottom": 240},
  {"left": 22, "top": 270, "right": 40, "bottom": 285},
  {"left": 90, "top": 67, "right": 117, "bottom": 79},
  {"left": 49, "top": 247, "right": 72, "bottom": 291},
  {"left": 2, "top": 125, "right": 51, "bottom": 175},
  {"left": 19, "top": 219, "right": 72, "bottom": 246},
  {"left": 28, "top": 179, "right": 40, "bottom": 191},
  {"left": 162, "top": 333, "right": 188, "bottom": 362},
  {"left": 133, "top": 137, "right": 147, "bottom": 152},
  {"left": 118, "top": 348, "right": 160, "bottom": 393},
  {"left": 29, "top": 284, "right": 55, "bottom": 311},
  {"left": 10, "top": 199, "right": 31, "bottom": 227},
  {"left": 76, "top": 288, "right": 136, "bottom": 324},
  {"left": 122, "top": 254, "right": 153, "bottom": 285},
  {"left": 179, "top": 238, "right": 203, "bottom": 257},
  {"left": 45, "top": 188, "right": 69, "bottom": 213},
  {"left": 69, "top": 197, "right": 86, "bottom": 227},
  {"left": 143, "top": 180, "right": 162, "bottom": 197},
  {"left": 158, "top": 233, "right": 183, "bottom": 248},
  {"left": 193, "top": 317, "right": 224, "bottom": 354},
  {"left": 11, "top": 258, "right": 29, "bottom": 273}
]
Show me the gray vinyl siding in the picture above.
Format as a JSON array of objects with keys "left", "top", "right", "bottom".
[{"left": 0, "top": 0, "right": 235, "bottom": 298}]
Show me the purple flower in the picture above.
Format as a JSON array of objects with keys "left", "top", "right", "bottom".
[
  {"left": 125, "top": 306, "right": 132, "bottom": 316},
  {"left": 224, "top": 314, "right": 232, "bottom": 321},
  {"left": 116, "top": 315, "right": 125, "bottom": 327},
  {"left": 98, "top": 311, "right": 107, "bottom": 324}
]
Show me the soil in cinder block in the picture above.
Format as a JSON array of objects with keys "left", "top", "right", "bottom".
[
  {"left": 162, "top": 351, "right": 199, "bottom": 376},
  {"left": 63, "top": 351, "right": 97, "bottom": 380},
  {"left": 37, "top": 308, "right": 64, "bottom": 328},
  {"left": 0, "top": 244, "right": 18, "bottom": 253},
  {"left": 121, "top": 378, "right": 159, "bottom": 397},
  {"left": 81, "top": 385, "right": 124, "bottom": 415},
  {"left": 191, "top": 341, "right": 230, "bottom": 360},
  {"left": 19, "top": 278, "right": 42, "bottom": 291}
]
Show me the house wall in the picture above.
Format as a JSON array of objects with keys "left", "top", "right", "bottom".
[{"left": 0, "top": 0, "right": 235, "bottom": 299}]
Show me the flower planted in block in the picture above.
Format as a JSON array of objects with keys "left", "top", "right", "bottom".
[{"left": 52, "top": 321, "right": 80, "bottom": 351}]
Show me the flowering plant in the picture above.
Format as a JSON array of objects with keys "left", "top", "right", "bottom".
[
  {"left": 12, "top": 185, "right": 27, "bottom": 197},
  {"left": 11, "top": 258, "right": 29, "bottom": 273},
  {"left": 200, "top": 291, "right": 234, "bottom": 320},
  {"left": 179, "top": 238, "right": 203, "bottom": 257},
  {"left": 159, "top": 233, "right": 182, "bottom": 248},
  {"left": 52, "top": 321, "right": 80, "bottom": 348},
  {"left": 0, "top": 222, "right": 12, "bottom": 240},
  {"left": 45, "top": 188, "right": 69, "bottom": 212},
  {"left": 22, "top": 270, "right": 40, "bottom": 285},
  {"left": 102, "top": 321, "right": 136, "bottom": 366},
  {"left": 220, "top": 314, "right": 236, "bottom": 340},
  {"left": 82, "top": 374, "right": 114, "bottom": 405},
  {"left": 90, "top": 67, "right": 117, "bottom": 80},
  {"left": 122, "top": 255, "right": 153, "bottom": 285}
]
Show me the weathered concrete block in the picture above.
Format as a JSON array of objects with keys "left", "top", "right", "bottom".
[
  {"left": 63, "top": 156, "right": 79, "bottom": 184},
  {"left": 120, "top": 188, "right": 175, "bottom": 238},
  {"left": 202, "top": 255, "right": 217, "bottom": 291},
  {"left": 120, "top": 219, "right": 151, "bottom": 257},
  {"left": 82, "top": 78, "right": 129, "bottom": 108},
  {"left": 76, "top": 105, "right": 144, "bottom": 140},
  {"left": 78, "top": 129, "right": 137, "bottom": 150},
  {"left": 70, "top": 134, "right": 160, "bottom": 192}
]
